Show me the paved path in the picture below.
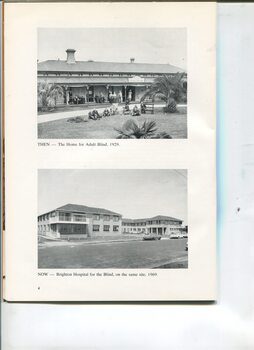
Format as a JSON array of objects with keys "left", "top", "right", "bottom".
[
  {"left": 39, "top": 236, "right": 143, "bottom": 247},
  {"left": 37, "top": 104, "right": 187, "bottom": 124},
  {"left": 38, "top": 107, "right": 105, "bottom": 124}
]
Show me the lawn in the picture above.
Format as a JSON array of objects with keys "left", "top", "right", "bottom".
[
  {"left": 38, "top": 238, "right": 188, "bottom": 269},
  {"left": 38, "top": 107, "right": 187, "bottom": 139}
]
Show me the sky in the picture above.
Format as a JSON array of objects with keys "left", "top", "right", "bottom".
[
  {"left": 38, "top": 169, "right": 187, "bottom": 224},
  {"left": 38, "top": 28, "right": 187, "bottom": 69}
]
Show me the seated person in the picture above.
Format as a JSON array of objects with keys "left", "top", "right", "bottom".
[
  {"left": 88, "top": 109, "right": 101, "bottom": 120},
  {"left": 122, "top": 102, "right": 130, "bottom": 114},
  {"left": 102, "top": 108, "right": 110, "bottom": 117},
  {"left": 140, "top": 101, "right": 147, "bottom": 114},
  {"left": 110, "top": 104, "right": 118, "bottom": 115},
  {"left": 99, "top": 93, "right": 105, "bottom": 103},
  {"left": 132, "top": 105, "right": 141, "bottom": 116}
]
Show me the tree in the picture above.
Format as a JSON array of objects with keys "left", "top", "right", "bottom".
[
  {"left": 115, "top": 119, "right": 172, "bottom": 139},
  {"left": 141, "top": 73, "right": 186, "bottom": 113},
  {"left": 37, "top": 82, "right": 64, "bottom": 111}
]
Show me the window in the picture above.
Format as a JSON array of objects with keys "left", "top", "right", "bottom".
[
  {"left": 73, "top": 214, "right": 86, "bottom": 222},
  {"left": 113, "top": 216, "right": 119, "bottom": 222},
  {"left": 113, "top": 225, "right": 119, "bottom": 232},
  {"left": 104, "top": 215, "right": 110, "bottom": 221},
  {"left": 73, "top": 225, "right": 83, "bottom": 233},
  {"left": 93, "top": 225, "right": 100, "bottom": 232},
  {"left": 103, "top": 225, "right": 110, "bottom": 232},
  {"left": 93, "top": 214, "right": 100, "bottom": 220},
  {"left": 59, "top": 212, "right": 72, "bottom": 221}
]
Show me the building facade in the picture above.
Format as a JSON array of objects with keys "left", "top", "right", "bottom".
[
  {"left": 122, "top": 215, "right": 183, "bottom": 237},
  {"left": 38, "top": 204, "right": 122, "bottom": 240},
  {"left": 38, "top": 49, "right": 186, "bottom": 106},
  {"left": 38, "top": 204, "right": 184, "bottom": 240}
]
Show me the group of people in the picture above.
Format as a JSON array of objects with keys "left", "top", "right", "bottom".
[
  {"left": 69, "top": 89, "right": 135, "bottom": 105},
  {"left": 88, "top": 99, "right": 147, "bottom": 120},
  {"left": 88, "top": 105, "right": 119, "bottom": 120},
  {"left": 108, "top": 91, "right": 123, "bottom": 104},
  {"left": 69, "top": 95, "right": 86, "bottom": 105},
  {"left": 94, "top": 94, "right": 106, "bottom": 103},
  {"left": 108, "top": 89, "right": 133, "bottom": 103},
  {"left": 122, "top": 101, "right": 146, "bottom": 116}
]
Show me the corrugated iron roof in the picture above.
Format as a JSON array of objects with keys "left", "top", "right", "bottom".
[{"left": 37, "top": 59, "right": 185, "bottom": 74}]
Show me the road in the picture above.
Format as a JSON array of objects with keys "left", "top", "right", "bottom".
[{"left": 38, "top": 238, "right": 188, "bottom": 269}]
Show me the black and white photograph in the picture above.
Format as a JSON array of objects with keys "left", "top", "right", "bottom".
[
  {"left": 37, "top": 28, "right": 187, "bottom": 139},
  {"left": 38, "top": 169, "right": 188, "bottom": 269}
]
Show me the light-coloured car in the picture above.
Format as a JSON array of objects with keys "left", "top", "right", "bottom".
[{"left": 170, "top": 232, "right": 182, "bottom": 239}]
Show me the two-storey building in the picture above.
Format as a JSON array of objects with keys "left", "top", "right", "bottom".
[
  {"left": 122, "top": 215, "right": 183, "bottom": 237},
  {"left": 38, "top": 203, "right": 122, "bottom": 240},
  {"left": 38, "top": 204, "right": 184, "bottom": 240},
  {"left": 38, "top": 49, "right": 186, "bottom": 106}
]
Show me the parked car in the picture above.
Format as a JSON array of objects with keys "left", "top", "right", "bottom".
[
  {"left": 143, "top": 233, "right": 162, "bottom": 241},
  {"left": 170, "top": 232, "right": 182, "bottom": 239}
]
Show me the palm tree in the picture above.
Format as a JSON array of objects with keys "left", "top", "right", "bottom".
[
  {"left": 141, "top": 73, "right": 186, "bottom": 113},
  {"left": 115, "top": 119, "right": 172, "bottom": 139},
  {"left": 38, "top": 82, "right": 64, "bottom": 111}
]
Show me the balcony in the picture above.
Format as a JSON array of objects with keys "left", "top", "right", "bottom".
[{"left": 49, "top": 216, "right": 89, "bottom": 225}]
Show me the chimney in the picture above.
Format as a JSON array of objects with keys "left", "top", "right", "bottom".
[
  {"left": 66, "top": 49, "right": 76, "bottom": 64},
  {"left": 130, "top": 57, "right": 135, "bottom": 63}
]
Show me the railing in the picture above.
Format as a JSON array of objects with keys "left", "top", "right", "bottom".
[{"left": 49, "top": 217, "right": 89, "bottom": 224}]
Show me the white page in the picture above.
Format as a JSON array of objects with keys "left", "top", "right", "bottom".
[{"left": 4, "top": 2, "right": 216, "bottom": 301}]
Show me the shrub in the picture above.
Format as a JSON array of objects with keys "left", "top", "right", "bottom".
[
  {"left": 115, "top": 119, "right": 172, "bottom": 139},
  {"left": 163, "top": 99, "right": 178, "bottom": 113},
  {"left": 67, "top": 116, "right": 86, "bottom": 123}
]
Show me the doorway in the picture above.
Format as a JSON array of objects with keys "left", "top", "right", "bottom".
[{"left": 126, "top": 86, "right": 135, "bottom": 102}]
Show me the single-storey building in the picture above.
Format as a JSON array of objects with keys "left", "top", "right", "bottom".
[{"left": 38, "top": 49, "right": 187, "bottom": 106}]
